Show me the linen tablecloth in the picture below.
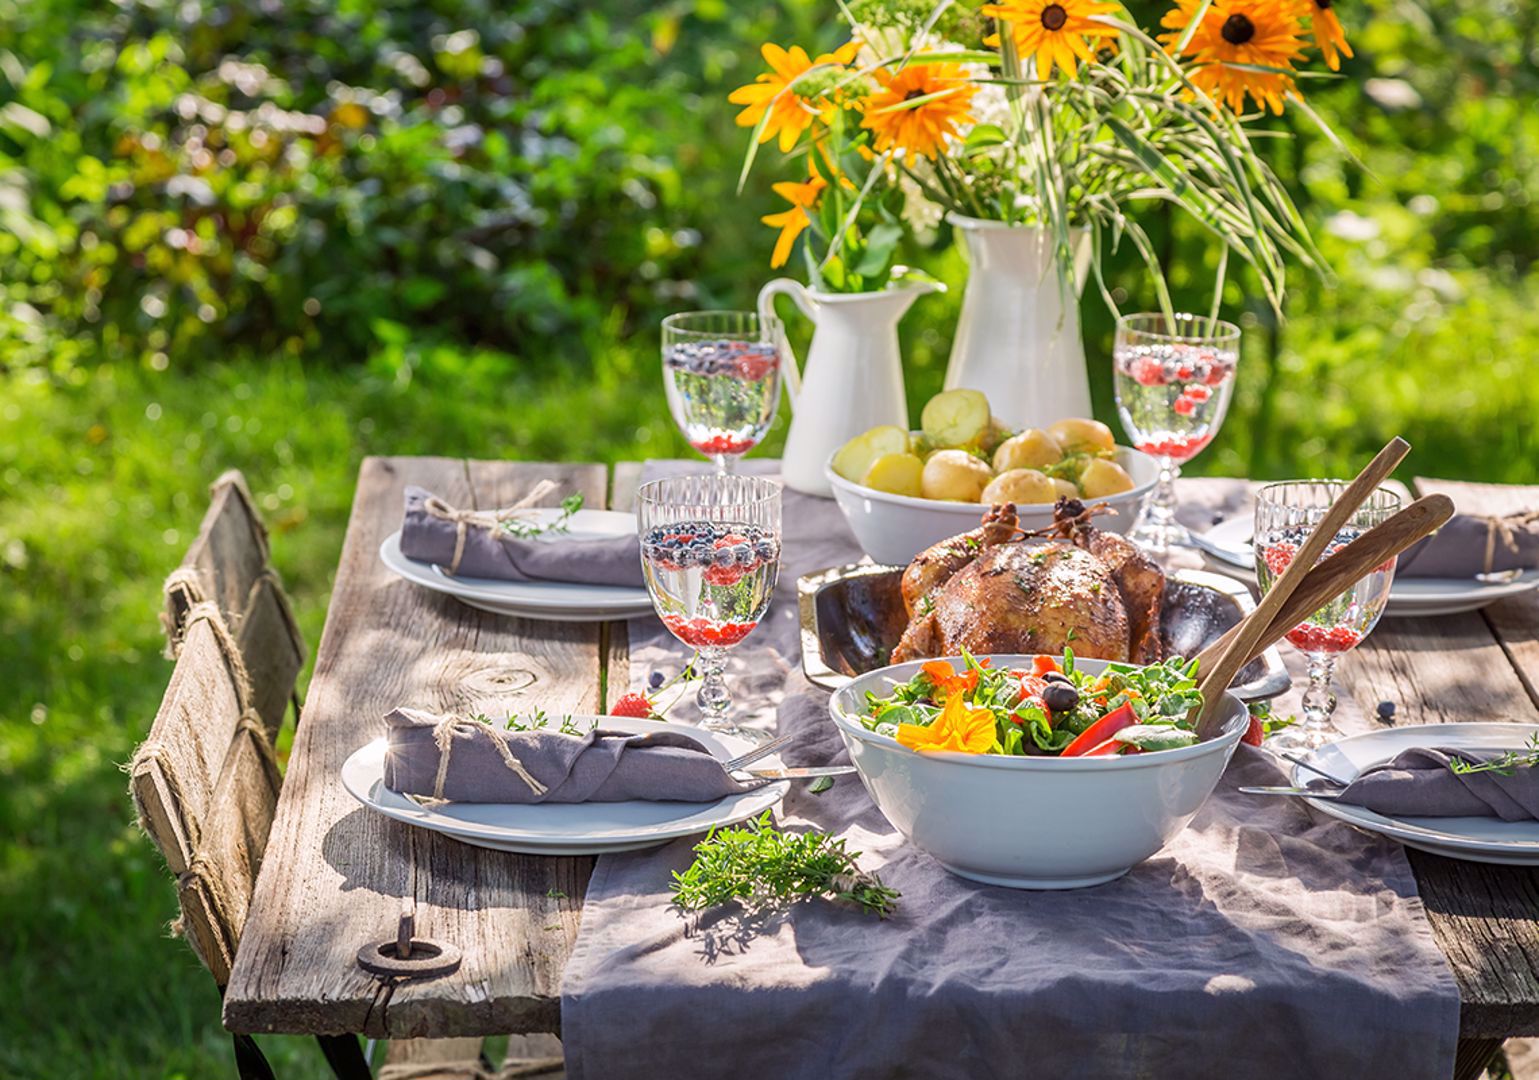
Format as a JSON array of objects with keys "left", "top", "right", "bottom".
[{"left": 561, "top": 463, "right": 1459, "bottom": 1080}]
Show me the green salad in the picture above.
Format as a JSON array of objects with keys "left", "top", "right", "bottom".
[{"left": 858, "top": 651, "right": 1205, "bottom": 758}]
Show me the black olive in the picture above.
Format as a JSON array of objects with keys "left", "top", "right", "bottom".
[
  {"left": 1043, "top": 671, "right": 1074, "bottom": 685},
  {"left": 1042, "top": 682, "right": 1080, "bottom": 713},
  {"left": 1376, "top": 700, "right": 1396, "bottom": 720}
]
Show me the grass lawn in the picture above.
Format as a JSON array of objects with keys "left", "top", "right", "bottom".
[{"left": 2, "top": 274, "right": 1537, "bottom": 1075}]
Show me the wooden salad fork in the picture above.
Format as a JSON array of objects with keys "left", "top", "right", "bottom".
[{"left": 1189, "top": 437, "right": 1417, "bottom": 737}]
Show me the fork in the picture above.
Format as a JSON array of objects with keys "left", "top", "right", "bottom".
[{"left": 723, "top": 733, "right": 793, "bottom": 772}]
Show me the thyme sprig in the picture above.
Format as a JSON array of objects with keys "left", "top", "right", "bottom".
[
  {"left": 472, "top": 709, "right": 593, "bottom": 736},
  {"left": 1449, "top": 733, "right": 1539, "bottom": 777},
  {"left": 502, "top": 492, "right": 584, "bottom": 539},
  {"left": 671, "top": 811, "right": 898, "bottom": 918}
]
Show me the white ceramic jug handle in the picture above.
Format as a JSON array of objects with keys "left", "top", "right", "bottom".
[{"left": 757, "top": 277, "right": 816, "bottom": 404}]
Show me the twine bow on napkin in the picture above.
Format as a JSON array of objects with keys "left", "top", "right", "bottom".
[
  {"left": 399, "top": 484, "right": 644, "bottom": 587},
  {"left": 381, "top": 707, "right": 766, "bottom": 805},
  {"left": 1394, "top": 507, "right": 1539, "bottom": 579},
  {"left": 419, "top": 479, "right": 560, "bottom": 576}
]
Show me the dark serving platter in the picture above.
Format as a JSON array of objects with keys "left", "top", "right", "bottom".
[{"left": 798, "top": 562, "right": 1291, "bottom": 702}]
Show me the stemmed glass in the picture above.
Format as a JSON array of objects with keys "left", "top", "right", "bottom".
[
  {"left": 1254, "top": 481, "right": 1401, "bottom": 751},
  {"left": 1113, "top": 312, "right": 1241, "bottom": 555},
  {"left": 661, "top": 311, "right": 784, "bottom": 474},
  {"left": 637, "top": 474, "right": 782, "bottom": 743}
]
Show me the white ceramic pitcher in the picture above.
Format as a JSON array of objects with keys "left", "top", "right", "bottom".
[
  {"left": 758, "top": 280, "right": 933, "bottom": 497},
  {"left": 944, "top": 216, "right": 1093, "bottom": 430}
]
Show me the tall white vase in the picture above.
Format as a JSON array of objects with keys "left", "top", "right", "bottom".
[
  {"left": 944, "top": 216, "right": 1093, "bottom": 431},
  {"left": 758, "top": 280, "right": 934, "bottom": 497}
]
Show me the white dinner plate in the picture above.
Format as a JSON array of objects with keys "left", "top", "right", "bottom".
[
  {"left": 378, "top": 518, "right": 655, "bottom": 621},
  {"left": 1292, "top": 723, "right": 1539, "bottom": 865},
  {"left": 1195, "top": 516, "right": 1539, "bottom": 617},
  {"left": 340, "top": 715, "right": 789, "bottom": 855}
]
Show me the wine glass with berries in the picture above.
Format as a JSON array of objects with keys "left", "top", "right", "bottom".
[
  {"left": 662, "top": 311, "right": 785, "bottom": 474},
  {"left": 637, "top": 473, "right": 781, "bottom": 742},
  {"left": 1113, "top": 312, "right": 1241, "bottom": 555},
  {"left": 1254, "top": 481, "right": 1401, "bottom": 751}
]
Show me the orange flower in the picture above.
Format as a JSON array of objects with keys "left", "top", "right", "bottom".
[
  {"left": 760, "top": 164, "right": 827, "bottom": 269},
  {"left": 1299, "top": 0, "right": 1352, "bottom": 71},
  {"left": 1162, "top": 0, "right": 1307, "bottom": 114},
  {"left": 860, "top": 62, "right": 978, "bottom": 160},
  {"left": 983, "top": 0, "right": 1121, "bottom": 80},
  {"left": 898, "top": 694, "right": 999, "bottom": 754},
  {"left": 921, "top": 659, "right": 982, "bottom": 700},
  {"left": 729, "top": 41, "right": 861, "bottom": 153}
]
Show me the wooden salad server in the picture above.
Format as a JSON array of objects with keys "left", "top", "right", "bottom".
[
  {"left": 1189, "top": 491, "right": 1456, "bottom": 738},
  {"left": 1188, "top": 436, "right": 1411, "bottom": 736}
]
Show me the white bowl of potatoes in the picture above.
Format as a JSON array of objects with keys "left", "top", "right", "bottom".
[{"left": 825, "top": 389, "right": 1158, "bottom": 566}]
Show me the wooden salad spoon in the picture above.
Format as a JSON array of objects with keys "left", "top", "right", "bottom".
[{"left": 1188, "top": 436, "right": 1411, "bottom": 736}]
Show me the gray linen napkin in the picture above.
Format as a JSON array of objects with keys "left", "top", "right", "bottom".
[
  {"left": 1395, "top": 512, "right": 1539, "bottom": 578},
  {"left": 1336, "top": 746, "right": 1539, "bottom": 820},
  {"left": 559, "top": 461, "right": 1460, "bottom": 1080},
  {"left": 381, "top": 707, "right": 764, "bottom": 804},
  {"left": 400, "top": 485, "right": 643, "bottom": 587}
]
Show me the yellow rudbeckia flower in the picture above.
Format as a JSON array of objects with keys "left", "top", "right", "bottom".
[
  {"left": 729, "top": 41, "right": 861, "bottom": 153},
  {"left": 760, "top": 168, "right": 827, "bottom": 269}
]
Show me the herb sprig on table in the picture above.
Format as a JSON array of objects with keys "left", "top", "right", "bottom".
[
  {"left": 1449, "top": 732, "right": 1539, "bottom": 777},
  {"left": 672, "top": 812, "right": 898, "bottom": 918},
  {"left": 501, "top": 492, "right": 584, "bottom": 539}
]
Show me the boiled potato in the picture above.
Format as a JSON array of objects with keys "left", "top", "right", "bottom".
[
  {"left": 1079, "top": 457, "right": 1135, "bottom": 498},
  {"left": 993, "top": 428, "right": 1063, "bottom": 473},
  {"left": 1049, "top": 417, "right": 1117, "bottom": 454},
  {"left": 863, "top": 452, "right": 924, "bottom": 498},
  {"left": 921, "top": 389, "right": 992, "bottom": 448},
  {"left": 832, "top": 425, "right": 910, "bottom": 483},
  {"left": 921, "top": 449, "right": 993, "bottom": 503},
  {"left": 981, "top": 468, "right": 1058, "bottom": 505},
  {"left": 1052, "top": 478, "right": 1081, "bottom": 499}
]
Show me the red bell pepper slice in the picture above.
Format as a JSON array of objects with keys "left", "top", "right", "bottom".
[
  {"left": 1060, "top": 702, "right": 1139, "bottom": 757},
  {"left": 1031, "top": 655, "right": 1060, "bottom": 676}
]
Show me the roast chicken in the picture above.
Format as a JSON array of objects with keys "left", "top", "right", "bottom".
[{"left": 891, "top": 499, "right": 1165, "bottom": 664}]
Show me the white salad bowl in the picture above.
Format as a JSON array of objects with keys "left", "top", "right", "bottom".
[
  {"left": 827, "top": 655, "right": 1249, "bottom": 890},
  {"left": 825, "top": 445, "right": 1158, "bottom": 566}
]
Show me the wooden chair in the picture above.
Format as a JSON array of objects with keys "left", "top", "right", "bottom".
[{"left": 137, "top": 472, "right": 500, "bottom": 1079}]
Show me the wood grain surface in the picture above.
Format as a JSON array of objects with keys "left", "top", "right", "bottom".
[
  {"left": 223, "top": 458, "right": 602, "bottom": 1038},
  {"left": 225, "top": 463, "right": 1539, "bottom": 1050}
]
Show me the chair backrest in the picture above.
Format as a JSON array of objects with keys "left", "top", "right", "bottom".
[
  {"left": 133, "top": 471, "right": 308, "bottom": 988},
  {"left": 132, "top": 601, "right": 288, "bottom": 987},
  {"left": 161, "top": 469, "right": 306, "bottom": 733}
]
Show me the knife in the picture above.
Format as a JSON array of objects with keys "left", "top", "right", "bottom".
[
  {"left": 1238, "top": 786, "right": 1341, "bottom": 800},
  {"left": 740, "top": 765, "right": 857, "bottom": 780}
]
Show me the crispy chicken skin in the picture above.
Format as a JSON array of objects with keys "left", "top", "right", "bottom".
[{"left": 890, "top": 499, "right": 1165, "bottom": 664}]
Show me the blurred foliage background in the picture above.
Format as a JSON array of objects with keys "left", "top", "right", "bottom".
[{"left": 1, "top": 0, "right": 1537, "bottom": 1075}]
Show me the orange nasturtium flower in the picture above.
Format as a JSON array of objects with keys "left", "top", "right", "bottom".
[
  {"left": 1161, "top": 0, "right": 1307, "bottom": 115},
  {"left": 729, "top": 41, "right": 862, "bottom": 153},
  {"left": 860, "top": 62, "right": 978, "bottom": 160},
  {"left": 1298, "top": 0, "right": 1352, "bottom": 71},
  {"left": 983, "top": 0, "right": 1121, "bottom": 80},
  {"left": 921, "top": 659, "right": 982, "bottom": 700},
  {"left": 898, "top": 694, "right": 1000, "bottom": 755}
]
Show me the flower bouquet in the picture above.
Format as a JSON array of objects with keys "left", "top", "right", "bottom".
[{"left": 731, "top": 0, "right": 1354, "bottom": 425}]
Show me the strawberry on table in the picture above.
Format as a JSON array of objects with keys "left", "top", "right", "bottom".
[{"left": 609, "top": 692, "right": 656, "bottom": 719}]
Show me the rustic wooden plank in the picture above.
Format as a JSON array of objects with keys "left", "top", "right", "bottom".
[
  {"left": 224, "top": 457, "right": 605, "bottom": 1039},
  {"left": 163, "top": 470, "right": 270, "bottom": 647},
  {"left": 1414, "top": 479, "right": 1539, "bottom": 713},
  {"left": 609, "top": 461, "right": 644, "bottom": 513},
  {"left": 380, "top": 1037, "right": 487, "bottom": 1079}
]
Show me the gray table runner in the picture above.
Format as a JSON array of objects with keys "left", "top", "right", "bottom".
[{"left": 561, "top": 464, "right": 1459, "bottom": 1079}]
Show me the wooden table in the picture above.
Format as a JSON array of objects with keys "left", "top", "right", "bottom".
[{"left": 224, "top": 457, "right": 1539, "bottom": 1076}]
